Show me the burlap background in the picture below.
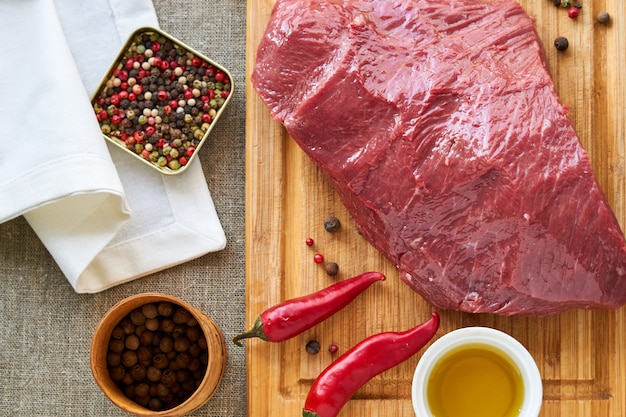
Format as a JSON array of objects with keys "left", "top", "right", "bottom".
[{"left": 0, "top": 1, "right": 248, "bottom": 415}]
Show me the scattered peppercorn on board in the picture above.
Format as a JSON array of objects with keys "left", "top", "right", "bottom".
[{"left": 245, "top": 1, "right": 626, "bottom": 416}]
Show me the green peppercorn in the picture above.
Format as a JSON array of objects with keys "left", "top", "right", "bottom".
[
  {"left": 193, "top": 129, "right": 205, "bottom": 140},
  {"left": 157, "top": 156, "right": 168, "bottom": 167},
  {"left": 168, "top": 159, "right": 181, "bottom": 170}
]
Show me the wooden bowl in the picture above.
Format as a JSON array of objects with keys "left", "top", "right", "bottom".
[{"left": 91, "top": 293, "right": 227, "bottom": 416}]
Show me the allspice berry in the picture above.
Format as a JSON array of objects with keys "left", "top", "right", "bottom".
[
  {"left": 157, "top": 301, "right": 174, "bottom": 317},
  {"left": 597, "top": 11, "right": 610, "bottom": 24},
  {"left": 325, "top": 262, "right": 339, "bottom": 276},
  {"left": 106, "top": 300, "right": 211, "bottom": 412}
]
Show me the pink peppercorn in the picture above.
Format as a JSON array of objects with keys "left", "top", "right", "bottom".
[
  {"left": 221, "top": 91, "right": 230, "bottom": 99},
  {"left": 214, "top": 71, "right": 227, "bottom": 82},
  {"left": 328, "top": 344, "right": 338, "bottom": 354},
  {"left": 99, "top": 109, "right": 108, "bottom": 120},
  {"left": 184, "top": 89, "right": 193, "bottom": 100},
  {"left": 145, "top": 126, "right": 156, "bottom": 136},
  {"left": 305, "top": 238, "right": 314, "bottom": 246},
  {"left": 125, "top": 58, "right": 134, "bottom": 70},
  {"left": 133, "top": 131, "right": 145, "bottom": 142},
  {"left": 160, "top": 60, "right": 169, "bottom": 70},
  {"left": 128, "top": 93, "right": 137, "bottom": 101},
  {"left": 313, "top": 253, "right": 324, "bottom": 264},
  {"left": 151, "top": 41, "right": 161, "bottom": 52},
  {"left": 185, "top": 147, "right": 195, "bottom": 157},
  {"left": 169, "top": 100, "right": 178, "bottom": 109},
  {"left": 157, "top": 138, "right": 167, "bottom": 148},
  {"left": 201, "top": 113, "right": 212, "bottom": 124},
  {"left": 117, "top": 70, "right": 129, "bottom": 81},
  {"left": 152, "top": 57, "right": 162, "bottom": 68},
  {"left": 118, "top": 91, "right": 128, "bottom": 100},
  {"left": 110, "top": 94, "right": 120, "bottom": 105},
  {"left": 141, "top": 149, "right": 150, "bottom": 159},
  {"left": 179, "top": 156, "right": 188, "bottom": 165},
  {"left": 111, "top": 114, "right": 122, "bottom": 125},
  {"left": 120, "top": 82, "right": 128, "bottom": 91},
  {"left": 157, "top": 90, "right": 168, "bottom": 101},
  {"left": 568, "top": 7, "right": 579, "bottom": 18},
  {"left": 192, "top": 57, "right": 203, "bottom": 67}
]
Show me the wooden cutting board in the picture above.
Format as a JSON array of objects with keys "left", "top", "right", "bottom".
[{"left": 244, "top": 1, "right": 626, "bottom": 416}]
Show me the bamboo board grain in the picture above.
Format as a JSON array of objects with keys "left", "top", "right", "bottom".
[{"left": 244, "top": 1, "right": 626, "bottom": 416}]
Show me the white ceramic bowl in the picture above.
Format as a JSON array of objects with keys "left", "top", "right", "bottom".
[{"left": 412, "top": 327, "right": 542, "bottom": 417}]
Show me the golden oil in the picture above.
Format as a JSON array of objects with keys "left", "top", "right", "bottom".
[{"left": 426, "top": 344, "right": 524, "bottom": 417}]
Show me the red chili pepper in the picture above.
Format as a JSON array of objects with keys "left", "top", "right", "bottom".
[
  {"left": 302, "top": 312, "right": 440, "bottom": 417},
  {"left": 232, "top": 272, "right": 385, "bottom": 346}
]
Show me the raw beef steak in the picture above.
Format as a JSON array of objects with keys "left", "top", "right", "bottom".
[{"left": 252, "top": 0, "right": 626, "bottom": 315}]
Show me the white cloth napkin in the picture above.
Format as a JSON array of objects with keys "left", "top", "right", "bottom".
[{"left": 0, "top": 0, "right": 227, "bottom": 292}]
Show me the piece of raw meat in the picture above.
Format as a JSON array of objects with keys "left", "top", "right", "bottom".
[{"left": 252, "top": 0, "right": 626, "bottom": 315}]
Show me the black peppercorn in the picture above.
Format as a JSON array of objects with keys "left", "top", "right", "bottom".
[
  {"left": 324, "top": 216, "right": 342, "bottom": 233},
  {"left": 554, "top": 36, "right": 569, "bottom": 51},
  {"left": 306, "top": 340, "right": 321, "bottom": 355}
]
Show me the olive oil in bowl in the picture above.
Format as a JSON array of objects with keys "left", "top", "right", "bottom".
[
  {"left": 412, "top": 327, "right": 542, "bottom": 417},
  {"left": 426, "top": 344, "right": 524, "bottom": 417}
]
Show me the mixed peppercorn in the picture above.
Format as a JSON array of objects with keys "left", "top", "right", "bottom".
[
  {"left": 93, "top": 29, "right": 232, "bottom": 172},
  {"left": 549, "top": 1, "right": 612, "bottom": 52},
  {"left": 106, "top": 302, "right": 210, "bottom": 411}
]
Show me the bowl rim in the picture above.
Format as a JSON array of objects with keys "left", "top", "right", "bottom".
[
  {"left": 90, "top": 292, "right": 227, "bottom": 416},
  {"left": 411, "top": 326, "right": 543, "bottom": 417}
]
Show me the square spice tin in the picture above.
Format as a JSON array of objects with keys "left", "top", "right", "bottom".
[{"left": 91, "top": 26, "right": 234, "bottom": 175}]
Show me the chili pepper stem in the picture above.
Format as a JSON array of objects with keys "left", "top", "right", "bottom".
[
  {"left": 232, "top": 317, "right": 267, "bottom": 346},
  {"left": 302, "top": 411, "right": 319, "bottom": 417}
]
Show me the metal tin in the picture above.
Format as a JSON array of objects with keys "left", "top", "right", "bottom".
[{"left": 91, "top": 26, "right": 234, "bottom": 175}]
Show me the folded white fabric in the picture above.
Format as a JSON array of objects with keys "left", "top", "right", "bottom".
[{"left": 0, "top": 0, "right": 226, "bottom": 292}]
